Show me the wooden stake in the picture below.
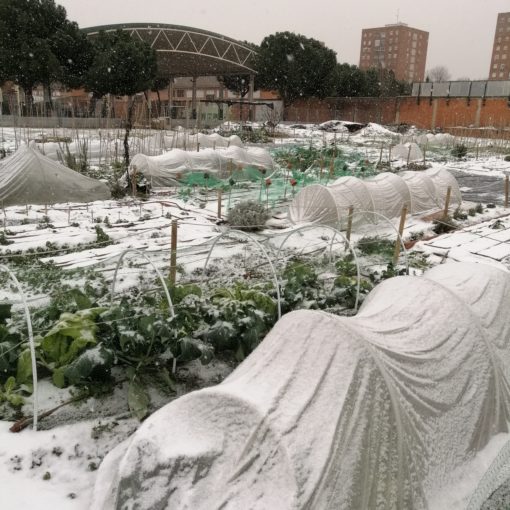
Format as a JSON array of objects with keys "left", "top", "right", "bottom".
[
  {"left": 132, "top": 166, "right": 137, "bottom": 197},
  {"left": 197, "top": 142, "right": 200, "bottom": 152},
  {"left": 169, "top": 219, "right": 178, "bottom": 286},
  {"left": 329, "top": 158, "right": 334, "bottom": 179},
  {"left": 443, "top": 186, "right": 452, "bottom": 218},
  {"left": 393, "top": 205, "right": 408, "bottom": 265},
  {"left": 505, "top": 175, "right": 509, "bottom": 208},
  {"left": 217, "top": 189, "right": 222, "bottom": 219},
  {"left": 388, "top": 145, "right": 392, "bottom": 169},
  {"left": 406, "top": 145, "right": 412, "bottom": 166},
  {"left": 346, "top": 205, "right": 354, "bottom": 243},
  {"left": 67, "top": 207, "right": 71, "bottom": 225}
]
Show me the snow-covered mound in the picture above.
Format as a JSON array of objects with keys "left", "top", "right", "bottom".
[{"left": 91, "top": 262, "right": 510, "bottom": 510}]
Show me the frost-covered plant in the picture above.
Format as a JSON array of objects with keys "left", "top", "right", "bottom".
[
  {"left": 451, "top": 144, "right": 467, "bottom": 159},
  {"left": 432, "top": 215, "right": 457, "bottom": 235},
  {"left": 227, "top": 200, "right": 268, "bottom": 231}
]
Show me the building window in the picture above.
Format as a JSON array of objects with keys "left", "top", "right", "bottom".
[
  {"left": 494, "top": 64, "right": 498, "bottom": 69},
  {"left": 503, "top": 54, "right": 508, "bottom": 59},
  {"left": 492, "top": 72, "right": 497, "bottom": 77},
  {"left": 412, "top": 33, "right": 417, "bottom": 40},
  {"left": 495, "top": 54, "right": 500, "bottom": 60},
  {"left": 374, "top": 39, "right": 380, "bottom": 47},
  {"left": 500, "top": 72, "right": 505, "bottom": 77},
  {"left": 497, "top": 45, "right": 501, "bottom": 50},
  {"left": 176, "top": 89, "right": 185, "bottom": 98}
]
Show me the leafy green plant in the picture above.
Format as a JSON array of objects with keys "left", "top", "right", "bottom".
[
  {"left": 475, "top": 203, "right": 484, "bottom": 214},
  {"left": 356, "top": 236, "right": 395, "bottom": 258}
]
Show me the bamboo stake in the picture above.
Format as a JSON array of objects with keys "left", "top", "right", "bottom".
[
  {"left": 505, "top": 175, "right": 509, "bottom": 209},
  {"left": 217, "top": 189, "right": 222, "bottom": 219},
  {"left": 393, "top": 205, "right": 408, "bottom": 265},
  {"left": 346, "top": 206, "right": 354, "bottom": 243},
  {"left": 169, "top": 219, "right": 178, "bottom": 286},
  {"left": 443, "top": 186, "right": 452, "bottom": 217}
]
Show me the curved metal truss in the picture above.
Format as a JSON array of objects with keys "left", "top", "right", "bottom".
[{"left": 84, "top": 23, "right": 257, "bottom": 76}]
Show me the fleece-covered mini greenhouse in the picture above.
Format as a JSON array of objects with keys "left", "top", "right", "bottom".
[
  {"left": 288, "top": 168, "right": 462, "bottom": 227},
  {"left": 91, "top": 262, "right": 510, "bottom": 510},
  {"left": 129, "top": 146, "right": 274, "bottom": 186}
]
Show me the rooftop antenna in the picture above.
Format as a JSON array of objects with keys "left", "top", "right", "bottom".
[{"left": 396, "top": 9, "right": 400, "bottom": 24}]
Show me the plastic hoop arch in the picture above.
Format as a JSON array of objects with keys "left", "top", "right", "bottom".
[
  {"left": 350, "top": 210, "right": 410, "bottom": 275},
  {"left": 276, "top": 225, "right": 362, "bottom": 311},
  {"left": 111, "top": 249, "right": 175, "bottom": 318},
  {"left": 202, "top": 230, "right": 282, "bottom": 319},
  {"left": 0, "top": 264, "right": 38, "bottom": 430}
]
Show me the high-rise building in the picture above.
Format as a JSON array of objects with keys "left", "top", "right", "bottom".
[
  {"left": 489, "top": 12, "right": 510, "bottom": 80},
  {"left": 359, "top": 22, "right": 428, "bottom": 82}
]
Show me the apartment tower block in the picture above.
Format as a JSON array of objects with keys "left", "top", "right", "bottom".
[
  {"left": 359, "top": 22, "right": 428, "bottom": 82},
  {"left": 489, "top": 12, "right": 510, "bottom": 80}
]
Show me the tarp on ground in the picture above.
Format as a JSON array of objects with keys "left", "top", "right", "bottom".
[
  {"left": 0, "top": 144, "right": 110, "bottom": 206},
  {"left": 91, "top": 262, "right": 510, "bottom": 510}
]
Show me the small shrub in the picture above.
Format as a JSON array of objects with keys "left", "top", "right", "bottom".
[
  {"left": 453, "top": 207, "right": 468, "bottom": 220},
  {"left": 468, "top": 208, "right": 476, "bottom": 217},
  {"left": 475, "top": 203, "right": 484, "bottom": 214},
  {"left": 0, "top": 231, "right": 12, "bottom": 245},
  {"left": 432, "top": 215, "right": 457, "bottom": 235},
  {"left": 451, "top": 144, "right": 468, "bottom": 159},
  {"left": 95, "top": 226, "right": 111, "bottom": 245},
  {"left": 504, "top": 155, "right": 510, "bottom": 162},
  {"left": 227, "top": 200, "right": 268, "bottom": 231}
]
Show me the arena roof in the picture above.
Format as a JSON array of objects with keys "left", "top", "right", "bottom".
[{"left": 83, "top": 23, "right": 257, "bottom": 76}]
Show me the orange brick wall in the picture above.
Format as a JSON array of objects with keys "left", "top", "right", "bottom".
[{"left": 284, "top": 97, "right": 510, "bottom": 130}]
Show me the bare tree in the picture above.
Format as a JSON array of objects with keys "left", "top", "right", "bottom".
[{"left": 426, "top": 66, "right": 452, "bottom": 82}]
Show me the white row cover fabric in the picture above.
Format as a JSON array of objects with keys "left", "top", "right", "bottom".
[
  {"left": 392, "top": 142, "right": 424, "bottom": 162},
  {"left": 165, "top": 132, "right": 243, "bottom": 150},
  {"left": 288, "top": 169, "right": 461, "bottom": 226},
  {"left": 129, "top": 147, "right": 274, "bottom": 185},
  {"left": 0, "top": 144, "right": 110, "bottom": 206},
  {"left": 91, "top": 262, "right": 510, "bottom": 510}
]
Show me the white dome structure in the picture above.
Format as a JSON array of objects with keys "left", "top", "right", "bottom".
[{"left": 288, "top": 169, "right": 461, "bottom": 227}]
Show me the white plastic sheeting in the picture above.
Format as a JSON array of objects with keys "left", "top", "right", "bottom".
[
  {"left": 399, "top": 171, "right": 441, "bottom": 214},
  {"left": 129, "top": 146, "right": 274, "bottom": 185},
  {"left": 425, "top": 167, "right": 462, "bottom": 209},
  {"left": 392, "top": 142, "right": 424, "bottom": 162},
  {"left": 91, "top": 262, "right": 510, "bottom": 510},
  {"left": 165, "top": 132, "right": 244, "bottom": 150},
  {"left": 0, "top": 144, "right": 110, "bottom": 206},
  {"left": 288, "top": 169, "right": 461, "bottom": 226}
]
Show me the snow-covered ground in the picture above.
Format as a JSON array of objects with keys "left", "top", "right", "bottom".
[{"left": 2, "top": 122, "right": 510, "bottom": 509}]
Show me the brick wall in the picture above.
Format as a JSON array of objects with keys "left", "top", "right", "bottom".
[{"left": 284, "top": 96, "right": 510, "bottom": 131}]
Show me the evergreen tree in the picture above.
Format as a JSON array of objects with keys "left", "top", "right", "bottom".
[
  {"left": 85, "top": 30, "right": 157, "bottom": 174},
  {"left": 256, "top": 32, "right": 336, "bottom": 108}
]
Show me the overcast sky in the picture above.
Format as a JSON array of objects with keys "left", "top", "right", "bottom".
[{"left": 57, "top": 0, "right": 509, "bottom": 80}]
